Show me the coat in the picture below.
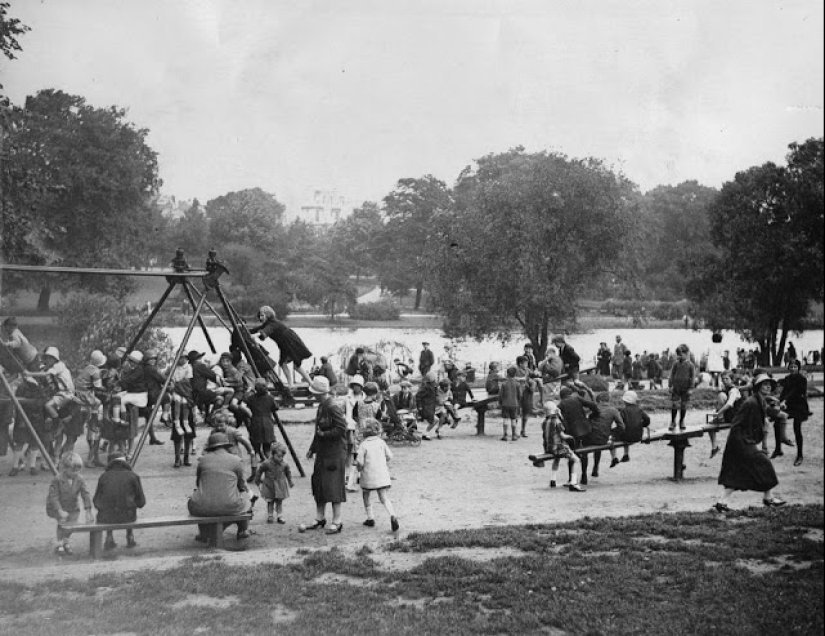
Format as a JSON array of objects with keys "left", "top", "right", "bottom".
[
  {"left": 356, "top": 435, "right": 393, "bottom": 490},
  {"left": 93, "top": 461, "right": 146, "bottom": 523},
  {"left": 309, "top": 396, "right": 348, "bottom": 504},
  {"left": 718, "top": 395, "right": 779, "bottom": 492},
  {"left": 188, "top": 449, "right": 248, "bottom": 517},
  {"left": 558, "top": 394, "right": 598, "bottom": 439}
]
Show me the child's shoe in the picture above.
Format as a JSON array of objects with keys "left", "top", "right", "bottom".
[
  {"left": 610, "top": 458, "right": 619, "bottom": 468},
  {"left": 126, "top": 537, "right": 138, "bottom": 549},
  {"left": 277, "top": 517, "right": 285, "bottom": 524},
  {"left": 267, "top": 515, "right": 274, "bottom": 524},
  {"left": 8, "top": 468, "right": 18, "bottom": 477},
  {"left": 391, "top": 516, "right": 400, "bottom": 532},
  {"left": 621, "top": 455, "right": 630, "bottom": 463},
  {"left": 549, "top": 480, "right": 556, "bottom": 488},
  {"left": 500, "top": 436, "right": 508, "bottom": 441},
  {"left": 104, "top": 538, "right": 117, "bottom": 551},
  {"left": 668, "top": 424, "right": 676, "bottom": 432},
  {"left": 363, "top": 519, "right": 376, "bottom": 527},
  {"left": 568, "top": 484, "right": 586, "bottom": 492}
]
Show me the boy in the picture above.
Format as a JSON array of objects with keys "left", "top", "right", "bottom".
[
  {"left": 94, "top": 451, "right": 146, "bottom": 550},
  {"left": 669, "top": 344, "right": 695, "bottom": 431},
  {"left": 498, "top": 366, "right": 521, "bottom": 441}
]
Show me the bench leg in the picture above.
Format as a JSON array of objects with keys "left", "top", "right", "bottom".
[
  {"left": 475, "top": 406, "right": 487, "bottom": 436},
  {"left": 207, "top": 523, "right": 225, "bottom": 549},
  {"left": 89, "top": 531, "right": 103, "bottom": 560},
  {"left": 668, "top": 438, "right": 691, "bottom": 481}
]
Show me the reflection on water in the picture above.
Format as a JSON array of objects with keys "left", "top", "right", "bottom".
[{"left": 166, "top": 326, "right": 824, "bottom": 372}]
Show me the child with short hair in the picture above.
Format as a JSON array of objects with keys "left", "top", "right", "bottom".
[
  {"left": 612, "top": 390, "right": 651, "bottom": 464},
  {"left": 356, "top": 419, "right": 399, "bottom": 532},
  {"left": 669, "top": 344, "right": 695, "bottom": 431},
  {"left": 93, "top": 451, "right": 146, "bottom": 550},
  {"left": 542, "top": 402, "right": 585, "bottom": 492},
  {"left": 498, "top": 366, "right": 521, "bottom": 441},
  {"left": 254, "top": 442, "right": 294, "bottom": 524},
  {"left": 434, "top": 379, "right": 459, "bottom": 432},
  {"left": 46, "top": 452, "right": 94, "bottom": 555}
]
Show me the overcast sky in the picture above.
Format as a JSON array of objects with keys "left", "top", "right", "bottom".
[{"left": 4, "top": 0, "right": 823, "bottom": 211}]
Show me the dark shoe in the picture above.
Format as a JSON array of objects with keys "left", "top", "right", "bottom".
[
  {"left": 609, "top": 459, "right": 619, "bottom": 468},
  {"left": 8, "top": 468, "right": 18, "bottom": 477},
  {"left": 714, "top": 502, "right": 730, "bottom": 513},
  {"left": 668, "top": 424, "right": 676, "bottom": 432},
  {"left": 422, "top": 435, "right": 431, "bottom": 441},
  {"left": 763, "top": 498, "right": 787, "bottom": 507},
  {"left": 568, "top": 484, "right": 586, "bottom": 492},
  {"left": 307, "top": 519, "right": 327, "bottom": 530},
  {"left": 770, "top": 449, "right": 783, "bottom": 459},
  {"left": 246, "top": 474, "right": 255, "bottom": 483},
  {"left": 277, "top": 517, "right": 285, "bottom": 524},
  {"left": 149, "top": 439, "right": 164, "bottom": 445},
  {"left": 510, "top": 436, "right": 518, "bottom": 442},
  {"left": 580, "top": 475, "right": 588, "bottom": 486},
  {"left": 521, "top": 432, "right": 528, "bottom": 438},
  {"left": 500, "top": 436, "right": 508, "bottom": 441},
  {"left": 183, "top": 461, "right": 192, "bottom": 467},
  {"left": 391, "top": 516, "right": 399, "bottom": 532},
  {"left": 591, "top": 470, "right": 599, "bottom": 478},
  {"left": 363, "top": 519, "right": 376, "bottom": 527},
  {"left": 710, "top": 446, "right": 721, "bottom": 459},
  {"left": 679, "top": 424, "right": 687, "bottom": 431},
  {"left": 621, "top": 455, "right": 630, "bottom": 463},
  {"left": 781, "top": 438, "right": 795, "bottom": 447},
  {"left": 793, "top": 457, "right": 803, "bottom": 467},
  {"left": 30, "top": 468, "right": 38, "bottom": 476},
  {"left": 174, "top": 459, "right": 182, "bottom": 468},
  {"left": 236, "top": 531, "right": 250, "bottom": 540},
  {"left": 104, "top": 539, "right": 117, "bottom": 551},
  {"left": 550, "top": 480, "right": 556, "bottom": 488},
  {"left": 325, "top": 523, "right": 343, "bottom": 535}
]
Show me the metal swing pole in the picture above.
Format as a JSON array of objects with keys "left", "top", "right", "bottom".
[
  {"left": 185, "top": 281, "right": 232, "bottom": 331},
  {"left": 211, "top": 280, "right": 305, "bottom": 477},
  {"left": 181, "top": 279, "right": 217, "bottom": 354},
  {"left": 130, "top": 291, "right": 208, "bottom": 468},
  {"left": 123, "top": 279, "right": 178, "bottom": 356}
]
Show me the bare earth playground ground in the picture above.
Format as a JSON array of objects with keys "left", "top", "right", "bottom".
[{"left": 0, "top": 401, "right": 821, "bottom": 583}]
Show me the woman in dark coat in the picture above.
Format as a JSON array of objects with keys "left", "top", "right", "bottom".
[
  {"left": 779, "top": 360, "right": 810, "bottom": 466},
  {"left": 305, "top": 376, "right": 347, "bottom": 534},
  {"left": 715, "top": 374, "right": 786, "bottom": 511},
  {"left": 250, "top": 305, "right": 313, "bottom": 386}
]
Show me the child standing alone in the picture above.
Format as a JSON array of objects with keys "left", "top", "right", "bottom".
[
  {"left": 46, "top": 453, "right": 94, "bottom": 555},
  {"left": 254, "top": 442, "right": 294, "bottom": 524},
  {"left": 498, "top": 366, "right": 521, "bottom": 441},
  {"left": 356, "top": 419, "right": 399, "bottom": 532}
]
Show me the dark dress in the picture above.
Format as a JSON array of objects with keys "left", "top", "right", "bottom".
[
  {"left": 309, "top": 396, "right": 348, "bottom": 504},
  {"left": 779, "top": 373, "right": 810, "bottom": 422},
  {"left": 246, "top": 392, "right": 278, "bottom": 446},
  {"left": 93, "top": 461, "right": 146, "bottom": 523},
  {"left": 718, "top": 395, "right": 779, "bottom": 492},
  {"left": 250, "top": 317, "right": 312, "bottom": 366}
]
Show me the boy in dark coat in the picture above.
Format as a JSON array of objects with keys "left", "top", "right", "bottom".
[{"left": 93, "top": 451, "right": 146, "bottom": 550}]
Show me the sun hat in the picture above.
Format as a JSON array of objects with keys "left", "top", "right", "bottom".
[
  {"left": 44, "top": 346, "right": 60, "bottom": 361},
  {"left": 544, "top": 401, "right": 559, "bottom": 415},
  {"left": 90, "top": 350, "right": 107, "bottom": 367},
  {"left": 127, "top": 351, "right": 143, "bottom": 364},
  {"left": 425, "top": 371, "right": 437, "bottom": 383},
  {"left": 187, "top": 350, "right": 205, "bottom": 363},
  {"left": 349, "top": 374, "right": 365, "bottom": 387},
  {"left": 309, "top": 376, "right": 331, "bottom": 395},
  {"left": 205, "top": 431, "right": 232, "bottom": 451},
  {"left": 115, "top": 346, "right": 127, "bottom": 358},
  {"left": 422, "top": 342, "right": 429, "bottom": 346},
  {"left": 622, "top": 390, "right": 639, "bottom": 405},
  {"left": 753, "top": 373, "right": 777, "bottom": 390}
]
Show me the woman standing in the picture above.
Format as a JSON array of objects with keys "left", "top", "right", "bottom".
[
  {"left": 779, "top": 360, "right": 810, "bottom": 467},
  {"left": 249, "top": 306, "right": 313, "bottom": 387},
  {"left": 305, "top": 376, "right": 347, "bottom": 534},
  {"left": 715, "top": 374, "right": 786, "bottom": 511}
]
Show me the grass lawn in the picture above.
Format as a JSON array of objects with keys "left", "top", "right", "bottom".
[{"left": 0, "top": 505, "right": 821, "bottom": 635}]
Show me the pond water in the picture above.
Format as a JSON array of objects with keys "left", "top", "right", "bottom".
[{"left": 166, "top": 326, "right": 824, "bottom": 374}]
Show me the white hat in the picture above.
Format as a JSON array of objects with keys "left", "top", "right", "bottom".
[
  {"left": 349, "top": 374, "right": 365, "bottom": 387},
  {"left": 309, "top": 376, "right": 331, "bottom": 395},
  {"left": 127, "top": 351, "right": 144, "bottom": 364},
  {"left": 622, "top": 390, "right": 638, "bottom": 405},
  {"left": 544, "top": 401, "right": 559, "bottom": 415},
  {"left": 44, "top": 346, "right": 60, "bottom": 361},
  {"left": 90, "top": 350, "right": 107, "bottom": 367},
  {"left": 753, "top": 374, "right": 777, "bottom": 390}
]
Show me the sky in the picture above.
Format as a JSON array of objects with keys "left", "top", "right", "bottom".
[{"left": 3, "top": 0, "right": 823, "bottom": 213}]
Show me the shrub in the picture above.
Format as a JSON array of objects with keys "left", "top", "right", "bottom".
[
  {"left": 55, "top": 292, "right": 173, "bottom": 369},
  {"left": 348, "top": 300, "right": 400, "bottom": 321}
]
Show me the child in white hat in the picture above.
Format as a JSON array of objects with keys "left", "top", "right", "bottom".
[{"left": 541, "top": 401, "right": 585, "bottom": 492}]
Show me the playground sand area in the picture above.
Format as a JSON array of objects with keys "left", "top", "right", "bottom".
[{"left": 0, "top": 401, "right": 821, "bottom": 583}]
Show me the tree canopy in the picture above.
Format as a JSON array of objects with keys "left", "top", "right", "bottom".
[
  {"left": 206, "top": 187, "right": 285, "bottom": 253},
  {"left": 688, "top": 138, "right": 824, "bottom": 364},
  {"left": 427, "top": 147, "right": 638, "bottom": 357}
]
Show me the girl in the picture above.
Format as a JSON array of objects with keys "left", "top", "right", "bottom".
[
  {"left": 541, "top": 402, "right": 585, "bottom": 492},
  {"left": 249, "top": 305, "right": 313, "bottom": 387},
  {"left": 254, "top": 442, "right": 294, "bottom": 524},
  {"left": 779, "top": 360, "right": 810, "bottom": 466},
  {"left": 356, "top": 419, "right": 399, "bottom": 532},
  {"left": 348, "top": 382, "right": 385, "bottom": 488},
  {"left": 171, "top": 356, "right": 196, "bottom": 468},
  {"left": 246, "top": 379, "right": 279, "bottom": 463},
  {"left": 46, "top": 453, "right": 94, "bottom": 555},
  {"left": 344, "top": 374, "right": 366, "bottom": 491}
]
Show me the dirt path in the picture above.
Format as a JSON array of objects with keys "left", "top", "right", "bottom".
[{"left": 1, "top": 401, "right": 821, "bottom": 583}]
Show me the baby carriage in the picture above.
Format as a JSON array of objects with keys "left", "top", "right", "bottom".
[{"left": 383, "top": 409, "right": 421, "bottom": 447}]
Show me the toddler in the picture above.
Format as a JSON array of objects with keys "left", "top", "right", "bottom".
[
  {"left": 541, "top": 402, "right": 585, "bottom": 492},
  {"left": 356, "top": 419, "right": 399, "bottom": 532},
  {"left": 46, "top": 453, "right": 94, "bottom": 555},
  {"left": 254, "top": 442, "right": 294, "bottom": 524}
]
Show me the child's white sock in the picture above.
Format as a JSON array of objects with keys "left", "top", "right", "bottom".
[
  {"left": 550, "top": 467, "right": 558, "bottom": 482},
  {"left": 364, "top": 503, "right": 374, "bottom": 520},
  {"left": 382, "top": 499, "right": 396, "bottom": 517}
]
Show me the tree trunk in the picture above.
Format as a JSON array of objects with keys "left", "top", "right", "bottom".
[
  {"left": 37, "top": 286, "right": 52, "bottom": 313},
  {"left": 414, "top": 284, "right": 423, "bottom": 310}
]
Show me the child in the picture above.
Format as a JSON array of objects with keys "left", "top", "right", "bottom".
[
  {"left": 432, "top": 379, "right": 458, "bottom": 436},
  {"left": 631, "top": 354, "right": 643, "bottom": 389},
  {"left": 450, "top": 371, "right": 475, "bottom": 428},
  {"left": 669, "top": 344, "right": 695, "bottom": 431},
  {"left": 541, "top": 402, "right": 585, "bottom": 492},
  {"left": 246, "top": 378, "right": 279, "bottom": 463},
  {"left": 46, "top": 453, "right": 94, "bottom": 555},
  {"left": 620, "top": 349, "right": 633, "bottom": 389},
  {"left": 485, "top": 362, "right": 502, "bottom": 395},
  {"left": 348, "top": 381, "right": 385, "bottom": 489},
  {"left": 254, "top": 442, "right": 294, "bottom": 524},
  {"left": 612, "top": 390, "right": 651, "bottom": 464},
  {"left": 356, "top": 418, "right": 399, "bottom": 532},
  {"left": 93, "top": 451, "right": 146, "bottom": 550},
  {"left": 498, "top": 366, "right": 521, "bottom": 441}
]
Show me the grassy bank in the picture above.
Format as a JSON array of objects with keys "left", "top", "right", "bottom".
[{"left": 0, "top": 505, "right": 821, "bottom": 635}]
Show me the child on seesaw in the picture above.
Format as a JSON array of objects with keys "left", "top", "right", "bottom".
[
  {"left": 46, "top": 453, "right": 94, "bottom": 556},
  {"left": 541, "top": 402, "right": 585, "bottom": 492}
]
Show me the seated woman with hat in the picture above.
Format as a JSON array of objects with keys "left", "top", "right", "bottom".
[{"left": 188, "top": 431, "right": 251, "bottom": 542}]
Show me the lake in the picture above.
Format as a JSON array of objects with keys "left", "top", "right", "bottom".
[{"left": 166, "top": 326, "right": 824, "bottom": 374}]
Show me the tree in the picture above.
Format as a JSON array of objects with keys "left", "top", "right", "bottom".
[
  {"left": 2, "top": 89, "right": 162, "bottom": 309},
  {"left": 381, "top": 176, "right": 452, "bottom": 309},
  {"left": 169, "top": 198, "right": 210, "bottom": 265},
  {"left": 206, "top": 188, "right": 285, "bottom": 253},
  {"left": 428, "top": 148, "right": 638, "bottom": 358},
  {"left": 688, "top": 138, "right": 824, "bottom": 364},
  {"left": 0, "top": 3, "right": 28, "bottom": 63},
  {"left": 331, "top": 201, "right": 383, "bottom": 281}
]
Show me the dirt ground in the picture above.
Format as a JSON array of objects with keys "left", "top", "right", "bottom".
[{"left": 0, "top": 400, "right": 821, "bottom": 583}]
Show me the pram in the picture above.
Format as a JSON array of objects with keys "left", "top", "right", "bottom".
[{"left": 383, "top": 409, "right": 421, "bottom": 447}]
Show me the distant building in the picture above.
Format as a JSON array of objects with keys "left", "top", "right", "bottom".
[
  {"left": 155, "top": 194, "right": 194, "bottom": 220},
  {"left": 286, "top": 188, "right": 353, "bottom": 226}
]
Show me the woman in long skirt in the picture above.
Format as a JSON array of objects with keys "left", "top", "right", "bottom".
[{"left": 714, "top": 373, "right": 786, "bottom": 511}]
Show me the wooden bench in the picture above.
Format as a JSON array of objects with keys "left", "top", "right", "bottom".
[
  {"left": 529, "top": 420, "right": 733, "bottom": 481},
  {"left": 59, "top": 513, "right": 253, "bottom": 559}
]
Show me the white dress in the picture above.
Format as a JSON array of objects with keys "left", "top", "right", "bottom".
[
  {"left": 706, "top": 340, "right": 726, "bottom": 374},
  {"left": 356, "top": 436, "right": 393, "bottom": 490}
]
